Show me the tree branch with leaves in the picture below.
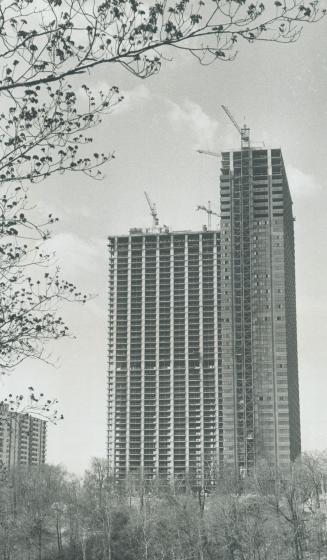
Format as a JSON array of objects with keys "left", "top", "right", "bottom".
[
  {"left": 0, "top": 183, "right": 88, "bottom": 372},
  {"left": 0, "top": 81, "right": 122, "bottom": 184},
  {"left": 0, "top": 47, "right": 123, "bottom": 373},
  {"left": 0, "top": 0, "right": 324, "bottom": 93}
]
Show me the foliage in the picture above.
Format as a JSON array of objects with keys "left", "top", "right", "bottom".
[
  {"left": 0, "top": 0, "right": 324, "bottom": 92},
  {"left": 0, "top": 182, "right": 89, "bottom": 372},
  {"left": 2, "top": 455, "right": 327, "bottom": 560},
  {"left": 0, "top": 82, "right": 121, "bottom": 185},
  {"left": 0, "top": 66, "right": 121, "bottom": 372},
  {"left": 1, "top": 385, "right": 63, "bottom": 421},
  {"left": 0, "top": 3, "right": 120, "bottom": 375},
  {"left": 0, "top": 74, "right": 122, "bottom": 374}
]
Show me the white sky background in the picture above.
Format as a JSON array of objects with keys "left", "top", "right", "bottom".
[{"left": 1, "top": 14, "right": 327, "bottom": 475}]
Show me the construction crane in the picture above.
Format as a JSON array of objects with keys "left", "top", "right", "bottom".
[
  {"left": 221, "top": 104, "right": 250, "bottom": 149},
  {"left": 196, "top": 201, "right": 220, "bottom": 230},
  {"left": 197, "top": 149, "right": 221, "bottom": 158},
  {"left": 144, "top": 191, "right": 159, "bottom": 228}
]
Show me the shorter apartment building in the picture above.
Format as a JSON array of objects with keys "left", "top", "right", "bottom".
[
  {"left": 108, "top": 229, "right": 221, "bottom": 484},
  {"left": 0, "top": 403, "right": 47, "bottom": 468}
]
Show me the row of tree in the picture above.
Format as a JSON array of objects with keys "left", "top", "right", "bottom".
[{"left": 1, "top": 453, "right": 327, "bottom": 560}]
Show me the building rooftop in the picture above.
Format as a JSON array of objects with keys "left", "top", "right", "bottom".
[{"left": 108, "top": 227, "right": 220, "bottom": 239}]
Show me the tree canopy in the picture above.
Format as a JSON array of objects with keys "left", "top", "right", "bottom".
[
  {"left": 0, "top": 0, "right": 324, "bottom": 92},
  {"left": 2, "top": 454, "right": 327, "bottom": 560}
]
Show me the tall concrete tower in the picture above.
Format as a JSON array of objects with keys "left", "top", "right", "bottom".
[
  {"left": 220, "top": 147, "right": 300, "bottom": 473},
  {"left": 108, "top": 148, "right": 301, "bottom": 482},
  {"left": 108, "top": 230, "right": 221, "bottom": 483}
]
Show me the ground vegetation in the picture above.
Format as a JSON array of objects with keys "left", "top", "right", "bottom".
[{"left": 1, "top": 453, "right": 327, "bottom": 560}]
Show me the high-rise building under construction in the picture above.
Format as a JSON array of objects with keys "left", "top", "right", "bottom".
[
  {"left": 107, "top": 147, "right": 300, "bottom": 482},
  {"left": 108, "top": 230, "right": 221, "bottom": 483},
  {"left": 220, "top": 147, "right": 300, "bottom": 474}
]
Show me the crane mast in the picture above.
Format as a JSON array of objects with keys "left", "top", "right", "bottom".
[
  {"left": 221, "top": 104, "right": 250, "bottom": 149},
  {"left": 196, "top": 201, "right": 220, "bottom": 230},
  {"left": 144, "top": 191, "right": 159, "bottom": 229}
]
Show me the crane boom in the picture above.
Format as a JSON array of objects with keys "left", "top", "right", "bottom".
[
  {"left": 221, "top": 105, "right": 242, "bottom": 135},
  {"left": 196, "top": 201, "right": 220, "bottom": 229},
  {"left": 221, "top": 104, "right": 250, "bottom": 149},
  {"left": 197, "top": 149, "right": 221, "bottom": 158},
  {"left": 144, "top": 191, "right": 159, "bottom": 228}
]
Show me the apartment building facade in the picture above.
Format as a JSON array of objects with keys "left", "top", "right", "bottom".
[
  {"left": 0, "top": 403, "right": 47, "bottom": 469},
  {"left": 108, "top": 230, "right": 222, "bottom": 483},
  {"left": 220, "top": 147, "right": 300, "bottom": 473},
  {"left": 108, "top": 147, "right": 301, "bottom": 481}
]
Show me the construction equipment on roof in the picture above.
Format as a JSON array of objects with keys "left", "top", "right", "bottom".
[
  {"left": 221, "top": 104, "right": 250, "bottom": 149},
  {"left": 196, "top": 201, "right": 220, "bottom": 230},
  {"left": 144, "top": 191, "right": 159, "bottom": 228},
  {"left": 197, "top": 149, "right": 221, "bottom": 158}
]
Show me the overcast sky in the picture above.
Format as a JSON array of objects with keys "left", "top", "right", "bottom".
[{"left": 1, "top": 12, "right": 327, "bottom": 475}]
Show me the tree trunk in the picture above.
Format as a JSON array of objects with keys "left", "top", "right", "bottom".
[
  {"left": 38, "top": 523, "right": 42, "bottom": 560},
  {"left": 56, "top": 515, "right": 64, "bottom": 559}
]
